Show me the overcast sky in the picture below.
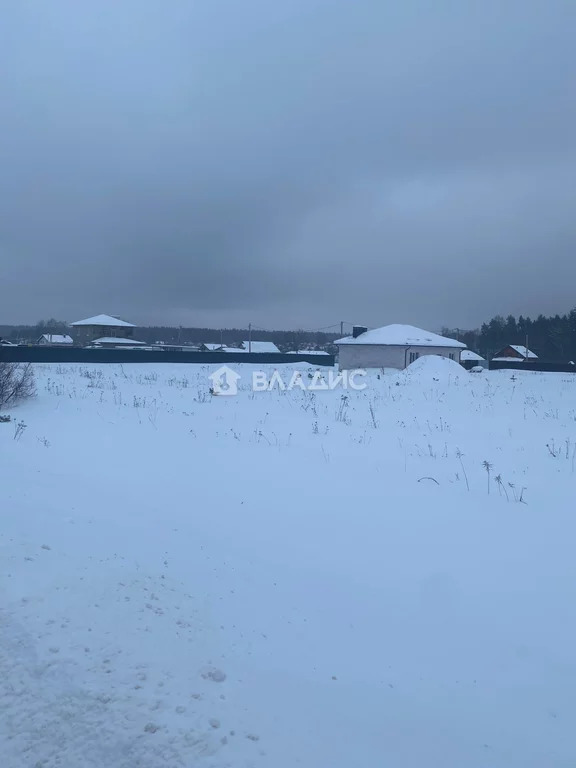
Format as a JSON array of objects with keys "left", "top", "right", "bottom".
[{"left": 2, "top": 0, "right": 575, "bottom": 332}]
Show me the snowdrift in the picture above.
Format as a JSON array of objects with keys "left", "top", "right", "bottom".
[{"left": 405, "top": 353, "right": 465, "bottom": 380}]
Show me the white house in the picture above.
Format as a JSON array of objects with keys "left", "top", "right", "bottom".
[
  {"left": 37, "top": 334, "right": 74, "bottom": 346},
  {"left": 334, "top": 324, "right": 465, "bottom": 370}
]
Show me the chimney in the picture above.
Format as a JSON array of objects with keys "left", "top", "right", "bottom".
[{"left": 352, "top": 325, "right": 368, "bottom": 338}]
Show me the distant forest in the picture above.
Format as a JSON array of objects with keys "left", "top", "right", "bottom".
[
  {"left": 444, "top": 308, "right": 576, "bottom": 361},
  {"left": 0, "top": 319, "right": 338, "bottom": 351},
  {"left": 4, "top": 309, "right": 576, "bottom": 360}
]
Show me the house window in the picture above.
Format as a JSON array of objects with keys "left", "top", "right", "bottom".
[
  {"left": 409, "top": 352, "right": 419, "bottom": 363},
  {"left": 449, "top": 353, "right": 455, "bottom": 360}
]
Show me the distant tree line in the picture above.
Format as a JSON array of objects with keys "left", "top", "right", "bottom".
[
  {"left": 444, "top": 308, "right": 576, "bottom": 361},
  {"left": 0, "top": 318, "right": 69, "bottom": 342},
  {"left": 5, "top": 311, "right": 576, "bottom": 360},
  {"left": 0, "top": 321, "right": 338, "bottom": 351},
  {"left": 137, "top": 326, "right": 339, "bottom": 350}
]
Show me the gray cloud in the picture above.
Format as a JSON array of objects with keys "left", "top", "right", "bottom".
[{"left": 2, "top": 0, "right": 575, "bottom": 330}]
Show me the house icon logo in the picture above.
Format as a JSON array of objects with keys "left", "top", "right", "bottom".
[{"left": 209, "top": 366, "right": 241, "bottom": 396}]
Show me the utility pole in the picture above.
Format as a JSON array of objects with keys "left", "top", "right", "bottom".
[
  {"left": 525, "top": 333, "right": 529, "bottom": 360},
  {"left": 220, "top": 329, "right": 223, "bottom": 348},
  {"left": 248, "top": 323, "right": 252, "bottom": 353},
  {"left": 340, "top": 321, "right": 344, "bottom": 337}
]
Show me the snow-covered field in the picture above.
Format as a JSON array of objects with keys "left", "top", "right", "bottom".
[{"left": 2, "top": 359, "right": 576, "bottom": 768}]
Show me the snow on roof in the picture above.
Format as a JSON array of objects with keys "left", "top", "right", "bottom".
[
  {"left": 241, "top": 341, "right": 280, "bottom": 353},
  {"left": 334, "top": 324, "right": 465, "bottom": 348},
  {"left": 492, "top": 356, "right": 536, "bottom": 362},
  {"left": 70, "top": 314, "right": 135, "bottom": 327},
  {"left": 287, "top": 349, "right": 330, "bottom": 355},
  {"left": 509, "top": 345, "right": 537, "bottom": 359},
  {"left": 40, "top": 334, "right": 73, "bottom": 344},
  {"left": 461, "top": 349, "right": 485, "bottom": 361},
  {"left": 90, "top": 337, "right": 145, "bottom": 345}
]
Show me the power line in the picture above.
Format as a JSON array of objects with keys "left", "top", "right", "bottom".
[
  {"left": 303, "top": 323, "right": 341, "bottom": 332},
  {"left": 240, "top": 321, "right": 361, "bottom": 336},
  {"left": 248, "top": 321, "right": 347, "bottom": 333},
  {"left": 292, "top": 321, "right": 358, "bottom": 333}
]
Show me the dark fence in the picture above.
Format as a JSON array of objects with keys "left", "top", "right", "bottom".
[
  {"left": 0, "top": 346, "right": 335, "bottom": 367},
  {"left": 489, "top": 360, "right": 576, "bottom": 373}
]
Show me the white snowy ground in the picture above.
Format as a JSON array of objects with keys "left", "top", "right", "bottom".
[{"left": 1, "top": 358, "right": 576, "bottom": 768}]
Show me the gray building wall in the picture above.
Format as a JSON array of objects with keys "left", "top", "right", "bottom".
[
  {"left": 337, "top": 344, "right": 461, "bottom": 370},
  {"left": 71, "top": 325, "right": 135, "bottom": 344}
]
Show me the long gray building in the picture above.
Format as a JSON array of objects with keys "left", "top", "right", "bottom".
[{"left": 335, "top": 324, "right": 465, "bottom": 370}]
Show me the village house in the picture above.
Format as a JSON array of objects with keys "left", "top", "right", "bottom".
[
  {"left": 69, "top": 314, "right": 137, "bottom": 346},
  {"left": 460, "top": 349, "right": 486, "bottom": 369},
  {"left": 492, "top": 345, "right": 538, "bottom": 362},
  {"left": 239, "top": 340, "right": 280, "bottom": 353},
  {"left": 37, "top": 334, "right": 74, "bottom": 346},
  {"left": 334, "top": 324, "right": 465, "bottom": 370}
]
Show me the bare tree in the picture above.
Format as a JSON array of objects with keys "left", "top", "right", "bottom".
[{"left": 0, "top": 363, "right": 36, "bottom": 408}]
